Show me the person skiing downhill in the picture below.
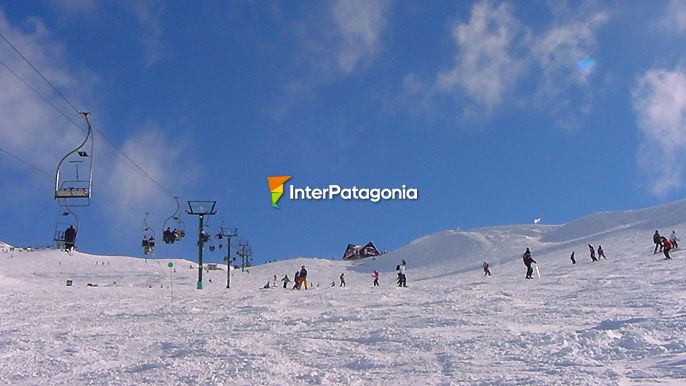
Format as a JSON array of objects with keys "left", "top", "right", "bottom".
[
  {"left": 281, "top": 275, "right": 290, "bottom": 289},
  {"left": 372, "top": 270, "right": 379, "bottom": 286},
  {"left": 522, "top": 248, "right": 537, "bottom": 279},
  {"left": 570, "top": 251, "right": 576, "bottom": 265},
  {"left": 339, "top": 273, "right": 346, "bottom": 287},
  {"left": 597, "top": 245, "right": 606, "bottom": 259},
  {"left": 588, "top": 244, "right": 597, "bottom": 262},
  {"left": 654, "top": 230, "right": 662, "bottom": 254},
  {"left": 662, "top": 237, "right": 673, "bottom": 259},
  {"left": 670, "top": 231, "right": 679, "bottom": 249},
  {"left": 483, "top": 261, "right": 491, "bottom": 276}
]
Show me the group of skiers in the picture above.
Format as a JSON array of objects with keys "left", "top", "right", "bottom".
[
  {"left": 653, "top": 230, "right": 678, "bottom": 259},
  {"left": 162, "top": 227, "right": 185, "bottom": 244},
  {"left": 266, "top": 261, "right": 406, "bottom": 289}
]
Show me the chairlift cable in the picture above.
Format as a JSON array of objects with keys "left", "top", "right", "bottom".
[
  {"left": 0, "top": 31, "right": 180, "bottom": 201},
  {"left": 0, "top": 145, "right": 52, "bottom": 177},
  {"left": 0, "top": 29, "right": 81, "bottom": 114}
]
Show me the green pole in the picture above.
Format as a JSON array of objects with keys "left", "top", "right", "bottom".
[{"left": 197, "top": 215, "right": 204, "bottom": 289}]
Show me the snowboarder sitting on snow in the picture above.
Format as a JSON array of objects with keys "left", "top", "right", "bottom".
[
  {"left": 588, "top": 244, "right": 597, "bottom": 262},
  {"left": 662, "top": 237, "right": 673, "bottom": 260},
  {"left": 670, "top": 231, "right": 679, "bottom": 249},
  {"left": 372, "top": 270, "right": 379, "bottom": 286},
  {"left": 654, "top": 230, "right": 662, "bottom": 254},
  {"left": 570, "top": 251, "right": 576, "bottom": 265},
  {"left": 339, "top": 273, "right": 346, "bottom": 287},
  {"left": 597, "top": 245, "right": 606, "bottom": 259},
  {"left": 522, "top": 248, "right": 537, "bottom": 279},
  {"left": 263, "top": 281, "right": 270, "bottom": 289},
  {"left": 281, "top": 275, "right": 290, "bottom": 289},
  {"left": 483, "top": 261, "right": 491, "bottom": 276}
]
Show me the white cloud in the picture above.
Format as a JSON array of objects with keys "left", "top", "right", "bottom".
[
  {"left": 662, "top": 0, "right": 686, "bottom": 33},
  {"left": 0, "top": 11, "right": 85, "bottom": 171},
  {"left": 126, "top": 0, "right": 166, "bottom": 68},
  {"left": 275, "top": 0, "right": 389, "bottom": 117},
  {"left": 101, "top": 124, "right": 191, "bottom": 213},
  {"left": 533, "top": 11, "right": 608, "bottom": 87},
  {"left": 435, "top": 1, "right": 527, "bottom": 110},
  {"left": 633, "top": 67, "right": 686, "bottom": 196},
  {"left": 429, "top": 1, "right": 608, "bottom": 124},
  {"left": 332, "top": 0, "right": 388, "bottom": 75}
]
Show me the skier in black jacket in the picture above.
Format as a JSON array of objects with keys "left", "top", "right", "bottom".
[{"left": 522, "top": 248, "right": 537, "bottom": 279}]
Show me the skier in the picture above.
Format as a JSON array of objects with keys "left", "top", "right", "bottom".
[
  {"left": 670, "top": 231, "right": 679, "bottom": 249},
  {"left": 662, "top": 237, "right": 673, "bottom": 259},
  {"left": 163, "top": 227, "right": 174, "bottom": 244},
  {"left": 654, "top": 230, "right": 662, "bottom": 254},
  {"left": 398, "top": 260, "right": 407, "bottom": 287},
  {"left": 339, "top": 273, "right": 346, "bottom": 287},
  {"left": 588, "top": 244, "right": 597, "bottom": 262},
  {"left": 292, "top": 271, "right": 300, "bottom": 290},
  {"left": 597, "top": 245, "right": 606, "bottom": 259},
  {"left": 299, "top": 266, "right": 308, "bottom": 290},
  {"left": 570, "top": 251, "right": 576, "bottom": 265},
  {"left": 272, "top": 274, "right": 277, "bottom": 288},
  {"left": 281, "top": 275, "right": 290, "bottom": 289},
  {"left": 372, "top": 270, "right": 379, "bottom": 286},
  {"left": 483, "top": 261, "right": 491, "bottom": 276},
  {"left": 522, "top": 248, "right": 537, "bottom": 279}
]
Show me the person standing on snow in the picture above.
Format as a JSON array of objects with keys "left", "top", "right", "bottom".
[
  {"left": 522, "top": 248, "right": 537, "bottom": 279},
  {"left": 483, "top": 261, "right": 491, "bottom": 276},
  {"left": 670, "top": 231, "right": 679, "bottom": 249},
  {"left": 292, "top": 271, "right": 300, "bottom": 290},
  {"left": 281, "top": 274, "right": 290, "bottom": 289},
  {"left": 299, "top": 266, "right": 308, "bottom": 290},
  {"left": 570, "top": 251, "right": 576, "bottom": 265},
  {"left": 372, "top": 270, "right": 379, "bottom": 286},
  {"left": 339, "top": 273, "right": 346, "bottom": 287},
  {"left": 662, "top": 237, "right": 673, "bottom": 259},
  {"left": 588, "top": 244, "right": 597, "bottom": 262},
  {"left": 654, "top": 230, "right": 662, "bottom": 254},
  {"left": 597, "top": 245, "right": 607, "bottom": 259},
  {"left": 399, "top": 260, "right": 407, "bottom": 287}
]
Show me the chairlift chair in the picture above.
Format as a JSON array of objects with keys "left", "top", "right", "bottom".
[
  {"left": 54, "top": 112, "right": 94, "bottom": 206},
  {"left": 53, "top": 207, "right": 78, "bottom": 251},
  {"left": 141, "top": 213, "right": 156, "bottom": 255},
  {"left": 162, "top": 196, "right": 186, "bottom": 243}
]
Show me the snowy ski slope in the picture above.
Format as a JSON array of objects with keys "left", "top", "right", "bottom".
[{"left": 0, "top": 200, "right": 685, "bottom": 384}]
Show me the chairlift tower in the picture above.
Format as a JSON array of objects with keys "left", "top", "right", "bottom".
[
  {"left": 237, "top": 241, "right": 252, "bottom": 272},
  {"left": 187, "top": 201, "right": 217, "bottom": 289},
  {"left": 217, "top": 226, "right": 238, "bottom": 288}
]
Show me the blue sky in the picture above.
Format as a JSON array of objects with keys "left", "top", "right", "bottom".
[{"left": 1, "top": 1, "right": 686, "bottom": 263}]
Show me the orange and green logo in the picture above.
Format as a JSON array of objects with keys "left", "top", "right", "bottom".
[{"left": 268, "top": 176, "right": 292, "bottom": 208}]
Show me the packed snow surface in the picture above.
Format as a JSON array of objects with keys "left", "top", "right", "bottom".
[{"left": 1, "top": 200, "right": 686, "bottom": 384}]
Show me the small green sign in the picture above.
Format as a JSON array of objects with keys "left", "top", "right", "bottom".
[{"left": 168, "top": 262, "right": 173, "bottom": 268}]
